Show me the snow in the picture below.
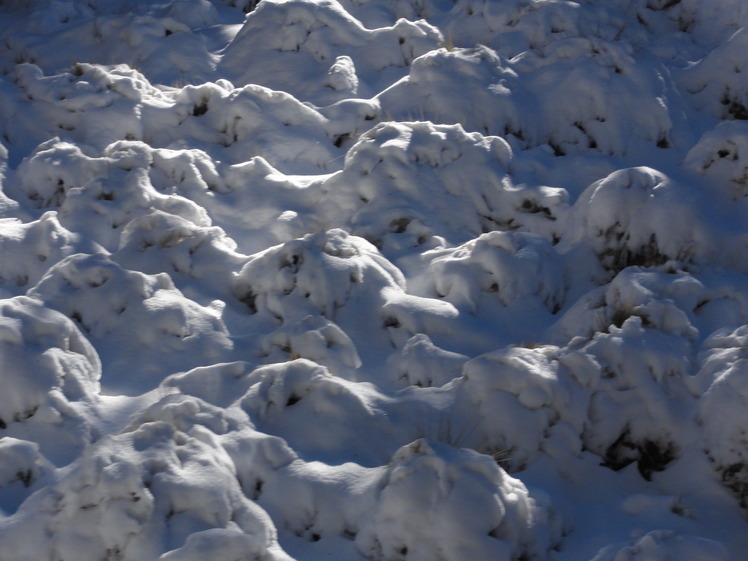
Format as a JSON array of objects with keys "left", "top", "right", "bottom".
[{"left": 1, "top": 0, "right": 748, "bottom": 560}]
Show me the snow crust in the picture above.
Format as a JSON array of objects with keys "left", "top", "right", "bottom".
[{"left": 1, "top": 0, "right": 748, "bottom": 560}]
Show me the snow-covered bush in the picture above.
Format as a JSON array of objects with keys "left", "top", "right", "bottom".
[
  {"left": 0, "top": 437, "right": 51, "bottom": 491},
  {"left": 239, "top": 359, "right": 402, "bottom": 465},
  {"left": 590, "top": 530, "right": 729, "bottom": 561},
  {"left": 422, "top": 230, "right": 565, "bottom": 313},
  {"left": 0, "top": 420, "right": 290, "bottom": 561},
  {"left": 379, "top": 39, "right": 672, "bottom": 157},
  {"left": 698, "top": 326, "right": 748, "bottom": 507},
  {"left": 15, "top": 138, "right": 110, "bottom": 209},
  {"left": 356, "top": 439, "right": 561, "bottom": 561},
  {"left": 684, "top": 121, "right": 748, "bottom": 200},
  {"left": 679, "top": 28, "right": 748, "bottom": 122},
  {"left": 233, "top": 228, "right": 405, "bottom": 324},
  {"left": 388, "top": 333, "right": 468, "bottom": 387},
  {"left": 548, "top": 266, "right": 703, "bottom": 344},
  {"left": 219, "top": 0, "right": 442, "bottom": 103},
  {"left": 113, "top": 209, "right": 247, "bottom": 299},
  {"left": 0, "top": 296, "right": 100, "bottom": 464},
  {"left": 257, "top": 314, "right": 362, "bottom": 376},
  {"left": 320, "top": 121, "right": 567, "bottom": 249},
  {"left": 0, "top": 212, "right": 99, "bottom": 293},
  {"left": 561, "top": 168, "right": 706, "bottom": 275},
  {"left": 444, "top": 345, "right": 592, "bottom": 471},
  {"left": 581, "top": 317, "right": 695, "bottom": 479},
  {"left": 28, "top": 253, "right": 232, "bottom": 392},
  {"left": 167, "top": 82, "right": 340, "bottom": 171}
]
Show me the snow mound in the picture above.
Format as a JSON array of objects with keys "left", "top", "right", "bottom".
[
  {"left": 233, "top": 228, "right": 404, "bottom": 322},
  {"left": 379, "top": 40, "right": 671, "bottom": 157},
  {"left": 684, "top": 120, "right": 748, "bottom": 200},
  {"left": 0, "top": 296, "right": 99, "bottom": 464},
  {"left": 28, "top": 252, "right": 232, "bottom": 393},
  {"left": 0, "top": 212, "right": 99, "bottom": 293},
  {"left": 356, "top": 439, "right": 561, "bottom": 561},
  {"left": 580, "top": 317, "right": 694, "bottom": 480},
  {"left": 591, "top": 530, "right": 729, "bottom": 561},
  {"left": 219, "top": 0, "right": 442, "bottom": 103},
  {"left": 0, "top": 420, "right": 290, "bottom": 561},
  {"left": 422, "top": 230, "right": 565, "bottom": 313},
  {"left": 320, "top": 121, "right": 566, "bottom": 249},
  {"left": 239, "top": 359, "right": 399, "bottom": 465},
  {"left": 698, "top": 325, "right": 748, "bottom": 507},
  {"left": 679, "top": 28, "right": 748, "bottom": 121},
  {"left": 444, "top": 344, "right": 592, "bottom": 471},
  {"left": 561, "top": 168, "right": 705, "bottom": 275}
]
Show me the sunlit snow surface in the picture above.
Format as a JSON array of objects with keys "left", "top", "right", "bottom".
[{"left": 1, "top": 0, "right": 748, "bottom": 559}]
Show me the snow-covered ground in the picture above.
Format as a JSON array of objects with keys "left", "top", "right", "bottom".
[{"left": 1, "top": 0, "right": 748, "bottom": 559}]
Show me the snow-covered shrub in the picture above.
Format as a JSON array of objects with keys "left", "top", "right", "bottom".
[
  {"left": 146, "top": 141, "right": 228, "bottom": 195},
  {"left": 167, "top": 82, "right": 339, "bottom": 171},
  {"left": 242, "top": 456, "right": 378, "bottom": 543},
  {"left": 163, "top": 361, "right": 257, "bottom": 408},
  {"left": 356, "top": 439, "right": 561, "bottom": 561},
  {"left": 509, "top": 37, "right": 672, "bottom": 157},
  {"left": 159, "top": 527, "right": 292, "bottom": 561},
  {"left": 388, "top": 333, "right": 468, "bottom": 388},
  {"left": 11, "top": 64, "right": 344, "bottom": 175},
  {"left": 698, "top": 326, "right": 748, "bottom": 507},
  {"left": 16, "top": 7, "right": 217, "bottom": 85},
  {"left": 581, "top": 317, "right": 695, "bottom": 479},
  {"left": 446, "top": 345, "right": 592, "bottom": 471},
  {"left": 548, "top": 266, "right": 703, "bottom": 344},
  {"left": 0, "top": 437, "right": 51, "bottom": 490},
  {"left": 28, "top": 252, "right": 232, "bottom": 392},
  {"left": 219, "top": 0, "right": 442, "bottom": 103},
  {"left": 233, "top": 228, "right": 405, "bottom": 323},
  {"left": 377, "top": 46, "right": 522, "bottom": 140},
  {"left": 422, "top": 230, "right": 565, "bottom": 314},
  {"left": 15, "top": 138, "right": 109, "bottom": 209},
  {"left": 113, "top": 209, "right": 247, "bottom": 299},
  {"left": 320, "top": 121, "right": 566, "bottom": 249},
  {"left": 0, "top": 296, "right": 100, "bottom": 464},
  {"left": 0, "top": 421, "right": 290, "bottom": 561},
  {"left": 679, "top": 28, "right": 748, "bottom": 121},
  {"left": 684, "top": 121, "right": 748, "bottom": 200},
  {"left": 239, "top": 359, "right": 402, "bottom": 465},
  {"left": 13, "top": 138, "right": 211, "bottom": 253},
  {"left": 258, "top": 314, "right": 362, "bottom": 376},
  {"left": 379, "top": 39, "right": 672, "bottom": 157},
  {"left": 590, "top": 530, "right": 729, "bottom": 561},
  {"left": 561, "top": 167, "right": 705, "bottom": 275},
  {"left": 12, "top": 64, "right": 149, "bottom": 149},
  {"left": 124, "top": 393, "right": 237, "bottom": 436},
  {"left": 0, "top": 212, "right": 100, "bottom": 292},
  {"left": 0, "top": 437, "right": 53, "bottom": 516}
]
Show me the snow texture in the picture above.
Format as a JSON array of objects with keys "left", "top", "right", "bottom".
[{"left": 1, "top": 0, "right": 748, "bottom": 560}]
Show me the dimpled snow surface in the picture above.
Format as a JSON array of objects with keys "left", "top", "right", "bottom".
[{"left": 0, "top": 1, "right": 747, "bottom": 560}]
